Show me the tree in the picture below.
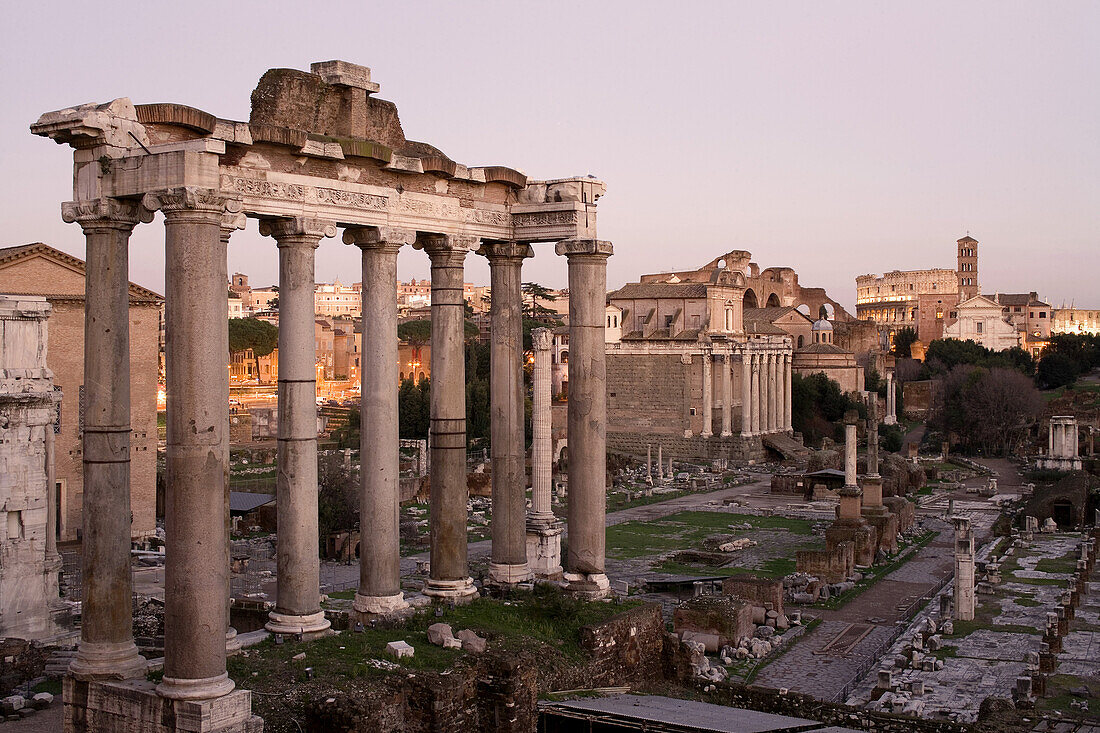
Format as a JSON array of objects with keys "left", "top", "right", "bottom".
[
  {"left": 892, "top": 327, "right": 918, "bottom": 358},
  {"left": 790, "top": 372, "right": 866, "bottom": 448},
  {"left": 228, "top": 318, "right": 278, "bottom": 383},
  {"left": 398, "top": 377, "right": 430, "bottom": 438},
  {"left": 522, "top": 282, "right": 559, "bottom": 320},
  {"left": 397, "top": 319, "right": 431, "bottom": 345},
  {"left": 1036, "top": 352, "right": 1078, "bottom": 390},
  {"left": 930, "top": 365, "right": 1042, "bottom": 456},
  {"left": 317, "top": 453, "right": 359, "bottom": 555}
]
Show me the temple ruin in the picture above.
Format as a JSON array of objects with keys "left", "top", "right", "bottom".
[{"left": 32, "top": 60, "right": 611, "bottom": 732}]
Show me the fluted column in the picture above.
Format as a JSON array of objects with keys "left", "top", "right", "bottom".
[
  {"left": 344, "top": 226, "right": 416, "bottom": 616},
  {"left": 260, "top": 216, "right": 336, "bottom": 638},
  {"left": 700, "top": 352, "right": 713, "bottom": 438},
  {"left": 774, "top": 352, "right": 785, "bottom": 433},
  {"left": 529, "top": 329, "right": 555, "bottom": 522},
  {"left": 220, "top": 206, "right": 246, "bottom": 656},
  {"left": 144, "top": 187, "right": 233, "bottom": 700},
  {"left": 482, "top": 242, "right": 533, "bottom": 585},
  {"left": 720, "top": 354, "right": 732, "bottom": 437},
  {"left": 885, "top": 371, "right": 897, "bottom": 425},
  {"left": 422, "top": 234, "right": 478, "bottom": 601},
  {"left": 741, "top": 350, "right": 752, "bottom": 437},
  {"left": 557, "top": 239, "right": 613, "bottom": 599},
  {"left": 783, "top": 353, "right": 792, "bottom": 430},
  {"left": 62, "top": 198, "right": 151, "bottom": 681},
  {"left": 750, "top": 354, "right": 761, "bottom": 435},
  {"left": 766, "top": 353, "right": 778, "bottom": 433}
]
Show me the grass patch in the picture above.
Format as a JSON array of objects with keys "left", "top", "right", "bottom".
[
  {"left": 915, "top": 486, "right": 934, "bottom": 496},
  {"left": 929, "top": 644, "right": 958, "bottom": 660},
  {"left": 607, "top": 488, "right": 693, "bottom": 513},
  {"left": 1013, "top": 595, "right": 1041, "bottom": 608},
  {"left": 1035, "top": 552, "right": 1080, "bottom": 575},
  {"left": 32, "top": 678, "right": 63, "bottom": 695},
  {"left": 326, "top": 589, "right": 357, "bottom": 601},
  {"left": 231, "top": 586, "right": 641, "bottom": 690}
]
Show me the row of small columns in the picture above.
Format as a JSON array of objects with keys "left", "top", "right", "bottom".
[
  {"left": 698, "top": 351, "right": 791, "bottom": 438},
  {"left": 62, "top": 187, "right": 613, "bottom": 700},
  {"left": 1048, "top": 419, "right": 1080, "bottom": 459}
]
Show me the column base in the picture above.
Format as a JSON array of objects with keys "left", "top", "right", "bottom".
[
  {"left": 884, "top": 416, "right": 898, "bottom": 426},
  {"left": 527, "top": 524, "right": 563, "bottom": 580},
  {"left": 69, "top": 640, "right": 148, "bottom": 681},
  {"left": 264, "top": 610, "right": 331, "bottom": 639},
  {"left": 66, "top": 677, "right": 261, "bottom": 732},
  {"left": 352, "top": 592, "right": 409, "bottom": 617},
  {"left": 563, "top": 572, "right": 610, "bottom": 600},
  {"left": 157, "top": 672, "right": 236, "bottom": 701},
  {"left": 226, "top": 628, "right": 242, "bottom": 657},
  {"left": 720, "top": 431, "right": 732, "bottom": 438},
  {"left": 488, "top": 562, "right": 533, "bottom": 586},
  {"left": 423, "top": 577, "right": 479, "bottom": 602},
  {"left": 527, "top": 511, "right": 557, "bottom": 526}
]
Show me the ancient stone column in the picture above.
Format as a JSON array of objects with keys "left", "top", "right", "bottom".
[
  {"left": 720, "top": 354, "right": 732, "bottom": 437},
  {"left": 483, "top": 242, "right": 533, "bottom": 585},
  {"left": 62, "top": 198, "right": 151, "bottom": 681},
  {"left": 766, "top": 353, "right": 778, "bottom": 433},
  {"left": 741, "top": 351, "right": 752, "bottom": 437},
  {"left": 700, "top": 352, "right": 713, "bottom": 438},
  {"left": 260, "top": 217, "right": 335, "bottom": 638},
  {"left": 527, "top": 327, "right": 562, "bottom": 578},
  {"left": 557, "top": 239, "right": 613, "bottom": 599},
  {"left": 657, "top": 445, "right": 664, "bottom": 480},
  {"left": 863, "top": 400, "right": 884, "bottom": 509},
  {"left": 953, "top": 515, "right": 976, "bottom": 621},
  {"left": 750, "top": 353, "right": 761, "bottom": 435},
  {"left": 837, "top": 410, "right": 864, "bottom": 523},
  {"left": 783, "top": 353, "right": 792, "bottom": 431},
  {"left": 885, "top": 371, "right": 897, "bottom": 425},
  {"left": 1049, "top": 420, "right": 1055, "bottom": 456},
  {"left": 344, "top": 226, "right": 416, "bottom": 616},
  {"left": 144, "top": 187, "right": 233, "bottom": 699},
  {"left": 422, "top": 234, "right": 478, "bottom": 601},
  {"left": 529, "top": 328, "right": 555, "bottom": 522},
  {"left": 220, "top": 206, "right": 246, "bottom": 657}
]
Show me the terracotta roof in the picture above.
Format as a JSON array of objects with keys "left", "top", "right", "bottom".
[
  {"left": 743, "top": 321, "right": 788, "bottom": 335},
  {"left": 743, "top": 306, "right": 805, "bottom": 322},
  {"left": 0, "top": 243, "right": 163, "bottom": 302},
  {"left": 994, "top": 293, "right": 1049, "bottom": 308},
  {"left": 957, "top": 235, "right": 978, "bottom": 243},
  {"left": 796, "top": 342, "right": 850, "bottom": 355},
  {"left": 609, "top": 282, "right": 710, "bottom": 300}
]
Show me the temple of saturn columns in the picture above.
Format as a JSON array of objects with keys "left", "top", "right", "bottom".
[{"left": 32, "top": 60, "right": 611, "bottom": 731}]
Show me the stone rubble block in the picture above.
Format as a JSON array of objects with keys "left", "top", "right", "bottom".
[
  {"left": 31, "top": 693, "right": 53, "bottom": 710},
  {"left": 427, "top": 623, "right": 454, "bottom": 646},
  {"left": 0, "top": 697, "right": 25, "bottom": 714},
  {"left": 455, "top": 629, "right": 487, "bottom": 653},
  {"left": 385, "top": 640, "right": 414, "bottom": 659}
]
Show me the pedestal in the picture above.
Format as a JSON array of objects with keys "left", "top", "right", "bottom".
[
  {"left": 526, "top": 521, "right": 563, "bottom": 580},
  {"left": 64, "top": 678, "right": 262, "bottom": 733}
]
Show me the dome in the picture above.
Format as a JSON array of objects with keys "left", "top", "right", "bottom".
[{"left": 812, "top": 318, "right": 833, "bottom": 331}]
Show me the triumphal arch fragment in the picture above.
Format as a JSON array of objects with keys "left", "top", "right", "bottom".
[{"left": 33, "top": 60, "right": 611, "bottom": 732}]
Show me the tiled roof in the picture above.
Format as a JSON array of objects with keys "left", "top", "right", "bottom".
[
  {"left": 609, "top": 282, "right": 710, "bottom": 300},
  {"left": 0, "top": 242, "right": 163, "bottom": 302}
]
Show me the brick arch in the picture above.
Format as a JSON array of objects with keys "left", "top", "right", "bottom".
[{"left": 743, "top": 289, "right": 759, "bottom": 309}]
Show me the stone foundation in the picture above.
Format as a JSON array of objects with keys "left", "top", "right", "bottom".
[
  {"left": 64, "top": 678, "right": 262, "bottom": 732},
  {"left": 673, "top": 596, "right": 754, "bottom": 651},
  {"left": 525, "top": 522, "right": 563, "bottom": 579},
  {"left": 863, "top": 511, "right": 900, "bottom": 555},
  {"left": 826, "top": 521, "right": 877, "bottom": 567},
  {"left": 607, "top": 432, "right": 767, "bottom": 463},
  {"left": 796, "top": 541, "right": 854, "bottom": 583},
  {"left": 883, "top": 496, "right": 915, "bottom": 534},
  {"left": 720, "top": 577, "right": 784, "bottom": 617}
]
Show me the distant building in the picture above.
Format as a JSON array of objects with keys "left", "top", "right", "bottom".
[
  {"left": 855, "top": 235, "right": 978, "bottom": 345},
  {"left": 315, "top": 279, "right": 361, "bottom": 317},
  {"left": 1052, "top": 307, "right": 1100, "bottom": 337},
  {"left": 0, "top": 244, "right": 160, "bottom": 541},
  {"left": 992, "top": 292, "right": 1050, "bottom": 356},
  {"left": 943, "top": 295, "right": 1020, "bottom": 351}
]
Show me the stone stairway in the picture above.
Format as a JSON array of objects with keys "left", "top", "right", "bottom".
[
  {"left": 763, "top": 432, "right": 811, "bottom": 461},
  {"left": 44, "top": 648, "right": 77, "bottom": 678}
]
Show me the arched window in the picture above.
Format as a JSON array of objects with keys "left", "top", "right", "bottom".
[{"left": 797, "top": 335, "right": 804, "bottom": 348}]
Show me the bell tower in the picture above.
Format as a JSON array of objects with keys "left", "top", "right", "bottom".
[{"left": 957, "top": 235, "right": 978, "bottom": 300}]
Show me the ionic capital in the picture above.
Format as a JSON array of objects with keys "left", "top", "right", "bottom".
[
  {"left": 142, "top": 187, "right": 232, "bottom": 221},
  {"left": 554, "top": 239, "right": 613, "bottom": 259},
  {"left": 61, "top": 198, "right": 153, "bottom": 230},
  {"left": 258, "top": 216, "right": 337, "bottom": 245},
  {"left": 531, "top": 327, "right": 553, "bottom": 351},
  {"left": 479, "top": 241, "right": 534, "bottom": 262},
  {"left": 342, "top": 226, "right": 416, "bottom": 252}
]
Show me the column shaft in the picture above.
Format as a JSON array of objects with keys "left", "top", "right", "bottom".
[
  {"left": 485, "top": 243, "right": 532, "bottom": 584},
  {"left": 530, "top": 329, "right": 554, "bottom": 519},
  {"left": 720, "top": 354, "right": 732, "bottom": 436},
  {"left": 262, "top": 218, "right": 334, "bottom": 636},
  {"left": 750, "top": 354, "right": 761, "bottom": 435},
  {"left": 700, "top": 353, "right": 713, "bottom": 437},
  {"left": 147, "top": 187, "right": 234, "bottom": 699},
  {"left": 783, "top": 354, "right": 792, "bottom": 430},
  {"left": 740, "top": 351, "right": 752, "bottom": 437},
  {"left": 767, "top": 353, "right": 778, "bottom": 433},
  {"left": 345, "top": 227, "right": 414, "bottom": 615},
  {"left": 62, "top": 199, "right": 149, "bottom": 681},
  {"left": 557, "top": 240, "right": 613, "bottom": 598},
  {"left": 220, "top": 211, "right": 245, "bottom": 656},
  {"left": 424, "top": 236, "right": 477, "bottom": 600}
]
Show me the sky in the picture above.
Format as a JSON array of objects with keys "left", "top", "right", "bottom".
[{"left": 2, "top": 1, "right": 1097, "bottom": 312}]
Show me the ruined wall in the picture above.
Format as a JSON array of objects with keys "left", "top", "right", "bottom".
[
  {"left": 607, "top": 352, "right": 688, "bottom": 437},
  {"left": 607, "top": 432, "right": 766, "bottom": 463},
  {"left": 577, "top": 603, "right": 667, "bottom": 689},
  {"left": 796, "top": 541, "right": 854, "bottom": 583},
  {"left": 902, "top": 380, "right": 934, "bottom": 420},
  {"left": 721, "top": 577, "right": 784, "bottom": 617}
]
